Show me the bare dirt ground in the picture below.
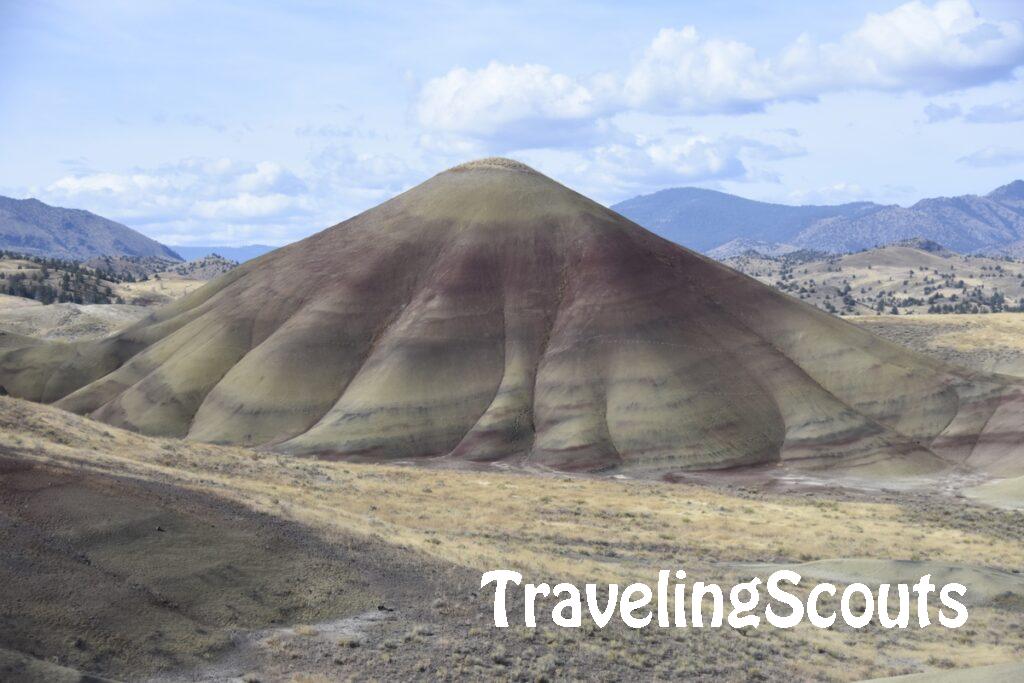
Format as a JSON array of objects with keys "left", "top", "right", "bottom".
[{"left": 1, "top": 396, "right": 1023, "bottom": 681}]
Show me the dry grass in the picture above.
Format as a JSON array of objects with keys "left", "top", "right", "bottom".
[
  {"left": 3, "top": 396, "right": 1023, "bottom": 680},
  {"left": 113, "top": 273, "right": 206, "bottom": 305},
  {"left": 859, "top": 313, "right": 1024, "bottom": 352},
  {"left": 6, "top": 396, "right": 1021, "bottom": 578},
  {"left": 855, "top": 313, "right": 1024, "bottom": 378}
]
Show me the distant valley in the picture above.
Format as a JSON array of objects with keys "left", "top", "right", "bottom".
[{"left": 613, "top": 180, "right": 1024, "bottom": 256}]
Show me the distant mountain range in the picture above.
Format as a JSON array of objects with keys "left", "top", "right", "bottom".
[
  {"left": 613, "top": 180, "right": 1024, "bottom": 256},
  {"left": 0, "top": 196, "right": 181, "bottom": 262},
  {"left": 169, "top": 244, "right": 276, "bottom": 262}
]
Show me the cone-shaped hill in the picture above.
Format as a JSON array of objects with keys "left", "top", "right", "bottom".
[{"left": 2, "top": 158, "right": 1023, "bottom": 478}]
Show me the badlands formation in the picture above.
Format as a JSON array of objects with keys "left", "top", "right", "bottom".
[{"left": 1, "top": 158, "right": 1023, "bottom": 480}]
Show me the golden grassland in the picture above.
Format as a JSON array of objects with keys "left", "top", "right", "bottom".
[
  {"left": 3, "top": 396, "right": 1024, "bottom": 680},
  {"left": 113, "top": 272, "right": 206, "bottom": 305},
  {"left": 854, "top": 313, "right": 1024, "bottom": 378},
  {"left": 857, "top": 313, "right": 1024, "bottom": 353}
]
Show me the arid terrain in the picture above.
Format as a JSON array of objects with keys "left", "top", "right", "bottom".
[
  {"left": 0, "top": 295, "right": 148, "bottom": 343},
  {"left": 0, "top": 252, "right": 234, "bottom": 309},
  {"left": 0, "top": 254, "right": 237, "bottom": 344},
  {"left": 724, "top": 241, "right": 1024, "bottom": 316},
  {"left": 1, "top": 394, "right": 1023, "bottom": 681},
  {"left": 854, "top": 314, "right": 1024, "bottom": 380},
  {"left": 2, "top": 160, "right": 1024, "bottom": 682},
  {"left": 3, "top": 160, "right": 1023, "bottom": 487}
]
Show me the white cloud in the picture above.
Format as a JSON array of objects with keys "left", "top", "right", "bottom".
[
  {"left": 192, "top": 193, "right": 307, "bottom": 221},
  {"left": 36, "top": 147, "right": 433, "bottom": 246},
  {"left": 415, "top": 62, "right": 615, "bottom": 150},
  {"left": 415, "top": 1, "right": 1024, "bottom": 144},
  {"left": 956, "top": 146, "right": 1024, "bottom": 167},
  {"left": 39, "top": 158, "right": 321, "bottom": 246},
  {"left": 235, "top": 161, "right": 307, "bottom": 195},
  {"left": 622, "top": 27, "right": 781, "bottom": 114},
  {"left": 628, "top": 0, "right": 1024, "bottom": 112},
  {"left": 810, "top": 0, "right": 1024, "bottom": 92},
  {"left": 521, "top": 133, "right": 803, "bottom": 203},
  {"left": 417, "top": 62, "right": 597, "bottom": 131}
]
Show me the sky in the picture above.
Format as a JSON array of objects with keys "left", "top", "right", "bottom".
[{"left": 1, "top": 0, "right": 1023, "bottom": 247}]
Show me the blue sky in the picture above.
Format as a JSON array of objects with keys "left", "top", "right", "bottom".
[{"left": 2, "top": 0, "right": 1023, "bottom": 247}]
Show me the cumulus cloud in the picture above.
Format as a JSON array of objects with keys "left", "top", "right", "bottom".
[
  {"left": 415, "top": 62, "right": 618, "bottom": 150},
  {"left": 40, "top": 157, "right": 345, "bottom": 245},
  {"left": 956, "top": 146, "right": 1024, "bottom": 167},
  {"left": 416, "top": 1, "right": 1024, "bottom": 143},
  {"left": 622, "top": 27, "right": 782, "bottom": 114},
  {"left": 522, "top": 133, "right": 804, "bottom": 202},
  {"left": 35, "top": 146, "right": 436, "bottom": 246},
  {"left": 799, "top": 0, "right": 1024, "bottom": 93}
]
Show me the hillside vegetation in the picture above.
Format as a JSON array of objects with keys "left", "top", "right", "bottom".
[
  {"left": 723, "top": 242, "right": 1024, "bottom": 316},
  {"left": 0, "top": 251, "right": 128, "bottom": 304}
]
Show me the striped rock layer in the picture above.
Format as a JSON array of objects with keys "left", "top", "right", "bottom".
[{"left": 3, "top": 158, "right": 1023, "bottom": 479}]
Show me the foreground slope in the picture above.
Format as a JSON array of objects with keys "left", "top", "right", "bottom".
[
  {"left": 2, "top": 393, "right": 1024, "bottom": 680},
  {"left": 1, "top": 158, "right": 1023, "bottom": 478}
]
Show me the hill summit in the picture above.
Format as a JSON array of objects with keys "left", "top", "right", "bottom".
[{"left": 1, "top": 159, "right": 1023, "bottom": 479}]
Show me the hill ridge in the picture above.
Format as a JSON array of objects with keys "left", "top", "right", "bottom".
[
  {"left": 0, "top": 195, "right": 181, "bottom": 262},
  {"left": 613, "top": 180, "right": 1024, "bottom": 256}
]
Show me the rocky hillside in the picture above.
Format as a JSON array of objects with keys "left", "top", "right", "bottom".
[
  {"left": 0, "top": 195, "right": 181, "bottom": 261},
  {"left": 614, "top": 181, "right": 1024, "bottom": 256},
  {"left": 0, "top": 251, "right": 127, "bottom": 305},
  {"left": 82, "top": 254, "right": 180, "bottom": 280},
  {"left": 168, "top": 254, "right": 239, "bottom": 279}
]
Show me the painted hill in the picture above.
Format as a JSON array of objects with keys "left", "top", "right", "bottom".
[
  {"left": 613, "top": 181, "right": 1024, "bottom": 256},
  {"left": 1, "top": 158, "right": 1022, "bottom": 479}
]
